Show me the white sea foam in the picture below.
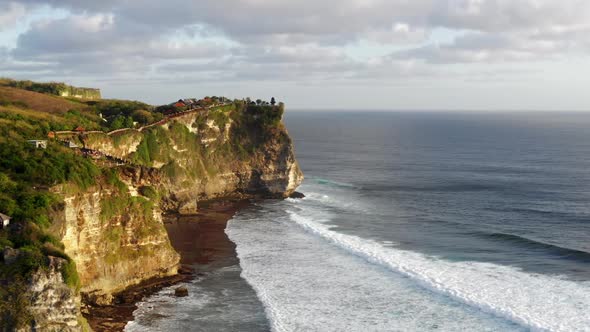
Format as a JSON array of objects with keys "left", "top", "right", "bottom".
[
  {"left": 288, "top": 211, "right": 590, "bottom": 332},
  {"left": 227, "top": 204, "right": 525, "bottom": 332}
]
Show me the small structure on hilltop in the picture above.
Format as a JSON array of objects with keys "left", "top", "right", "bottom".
[
  {"left": 174, "top": 100, "right": 186, "bottom": 108},
  {"left": 47, "top": 131, "right": 56, "bottom": 139},
  {"left": 0, "top": 213, "right": 11, "bottom": 229},
  {"left": 27, "top": 140, "right": 47, "bottom": 149},
  {"left": 63, "top": 141, "right": 79, "bottom": 148}
]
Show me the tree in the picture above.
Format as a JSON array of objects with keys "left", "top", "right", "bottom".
[
  {"left": 123, "top": 116, "right": 135, "bottom": 128},
  {"left": 256, "top": 99, "right": 262, "bottom": 105},
  {"left": 270, "top": 97, "right": 276, "bottom": 106},
  {"left": 109, "top": 116, "right": 125, "bottom": 130}
]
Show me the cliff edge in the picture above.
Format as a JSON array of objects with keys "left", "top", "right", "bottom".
[
  {"left": 57, "top": 102, "right": 303, "bottom": 304},
  {"left": 0, "top": 87, "right": 303, "bottom": 331}
]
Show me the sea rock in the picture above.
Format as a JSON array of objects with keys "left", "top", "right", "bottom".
[
  {"left": 289, "top": 191, "right": 306, "bottom": 199},
  {"left": 174, "top": 286, "right": 189, "bottom": 297}
]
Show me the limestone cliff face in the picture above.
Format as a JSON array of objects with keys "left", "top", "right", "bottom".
[
  {"left": 24, "top": 257, "right": 83, "bottom": 332},
  {"left": 46, "top": 104, "right": 302, "bottom": 308},
  {"left": 1, "top": 255, "right": 86, "bottom": 332},
  {"left": 50, "top": 179, "right": 180, "bottom": 305},
  {"left": 82, "top": 104, "right": 304, "bottom": 213}
]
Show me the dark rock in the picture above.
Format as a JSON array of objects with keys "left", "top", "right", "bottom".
[
  {"left": 174, "top": 286, "right": 189, "bottom": 297},
  {"left": 289, "top": 191, "right": 305, "bottom": 199},
  {"left": 178, "top": 265, "right": 194, "bottom": 275}
]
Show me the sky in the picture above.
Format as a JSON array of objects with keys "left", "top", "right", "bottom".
[{"left": 1, "top": 0, "right": 590, "bottom": 111}]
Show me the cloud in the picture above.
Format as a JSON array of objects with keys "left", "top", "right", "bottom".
[
  {"left": 2, "top": 0, "right": 590, "bottom": 93},
  {"left": 0, "top": 2, "right": 28, "bottom": 32}
]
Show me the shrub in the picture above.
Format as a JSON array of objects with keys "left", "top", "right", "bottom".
[
  {"left": 61, "top": 258, "right": 80, "bottom": 291},
  {"left": 139, "top": 186, "right": 159, "bottom": 200},
  {"left": 0, "top": 277, "right": 32, "bottom": 330}
]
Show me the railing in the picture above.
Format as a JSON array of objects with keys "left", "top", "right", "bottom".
[{"left": 52, "top": 103, "right": 233, "bottom": 165}]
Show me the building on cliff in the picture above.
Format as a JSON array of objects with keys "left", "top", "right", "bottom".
[
  {"left": 0, "top": 213, "right": 10, "bottom": 228},
  {"left": 27, "top": 140, "right": 47, "bottom": 149},
  {"left": 63, "top": 141, "right": 79, "bottom": 149}
]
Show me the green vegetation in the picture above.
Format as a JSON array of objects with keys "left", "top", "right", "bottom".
[
  {"left": 0, "top": 104, "right": 102, "bottom": 133},
  {"left": 61, "top": 258, "right": 81, "bottom": 291},
  {"left": 99, "top": 170, "right": 164, "bottom": 264},
  {"left": 100, "top": 169, "right": 129, "bottom": 221},
  {"left": 139, "top": 185, "right": 159, "bottom": 200},
  {"left": 220, "top": 101, "right": 285, "bottom": 160},
  {"left": 131, "top": 129, "right": 162, "bottom": 166},
  {"left": 0, "top": 139, "right": 99, "bottom": 225},
  {"left": 0, "top": 277, "right": 31, "bottom": 330},
  {"left": 245, "top": 103, "right": 284, "bottom": 127},
  {"left": 210, "top": 107, "right": 231, "bottom": 128},
  {"left": 90, "top": 99, "right": 162, "bottom": 130}
]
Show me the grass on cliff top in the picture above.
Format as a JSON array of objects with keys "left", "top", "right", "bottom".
[{"left": 0, "top": 86, "right": 87, "bottom": 115}]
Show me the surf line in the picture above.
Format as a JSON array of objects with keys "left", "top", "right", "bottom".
[{"left": 286, "top": 210, "right": 588, "bottom": 332}]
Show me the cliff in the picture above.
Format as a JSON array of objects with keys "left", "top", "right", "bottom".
[
  {"left": 59, "top": 103, "right": 302, "bottom": 303},
  {"left": 0, "top": 91, "right": 302, "bottom": 330},
  {"left": 82, "top": 103, "right": 303, "bottom": 213},
  {"left": 62, "top": 104, "right": 301, "bottom": 305},
  {"left": 49, "top": 177, "right": 180, "bottom": 305}
]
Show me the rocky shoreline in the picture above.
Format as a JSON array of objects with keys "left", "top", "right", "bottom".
[{"left": 83, "top": 199, "right": 251, "bottom": 332}]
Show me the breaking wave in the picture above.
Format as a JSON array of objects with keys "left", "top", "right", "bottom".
[{"left": 288, "top": 211, "right": 590, "bottom": 331}]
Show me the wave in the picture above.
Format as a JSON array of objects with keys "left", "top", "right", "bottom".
[
  {"left": 287, "top": 211, "right": 590, "bottom": 332},
  {"left": 228, "top": 209, "right": 525, "bottom": 332},
  {"left": 357, "top": 182, "right": 508, "bottom": 193},
  {"left": 489, "top": 207, "right": 590, "bottom": 225},
  {"left": 474, "top": 232, "right": 590, "bottom": 262},
  {"left": 309, "top": 177, "right": 358, "bottom": 189}
]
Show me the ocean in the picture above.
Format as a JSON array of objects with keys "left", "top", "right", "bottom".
[{"left": 127, "top": 112, "right": 590, "bottom": 331}]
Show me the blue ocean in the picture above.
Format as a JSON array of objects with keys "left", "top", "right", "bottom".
[{"left": 129, "top": 112, "right": 590, "bottom": 331}]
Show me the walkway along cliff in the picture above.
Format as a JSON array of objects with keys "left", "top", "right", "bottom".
[{"left": 0, "top": 98, "right": 303, "bottom": 331}]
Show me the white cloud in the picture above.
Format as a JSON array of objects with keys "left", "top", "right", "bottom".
[
  {"left": 0, "top": 2, "right": 27, "bottom": 32},
  {"left": 2, "top": 0, "right": 590, "bottom": 109}
]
